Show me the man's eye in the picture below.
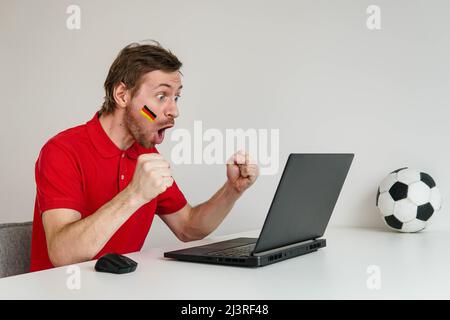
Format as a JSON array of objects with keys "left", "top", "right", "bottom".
[
  {"left": 175, "top": 95, "right": 181, "bottom": 102},
  {"left": 157, "top": 94, "right": 166, "bottom": 102}
]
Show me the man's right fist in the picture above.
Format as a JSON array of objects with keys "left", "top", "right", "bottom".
[{"left": 128, "top": 153, "right": 173, "bottom": 203}]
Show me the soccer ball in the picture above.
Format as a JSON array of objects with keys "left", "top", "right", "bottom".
[{"left": 376, "top": 167, "right": 442, "bottom": 232}]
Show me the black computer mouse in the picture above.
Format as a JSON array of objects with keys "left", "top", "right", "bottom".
[{"left": 94, "top": 253, "right": 138, "bottom": 274}]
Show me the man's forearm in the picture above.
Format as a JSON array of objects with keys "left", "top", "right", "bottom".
[
  {"left": 185, "top": 181, "right": 242, "bottom": 240},
  {"left": 48, "top": 186, "right": 146, "bottom": 266}
]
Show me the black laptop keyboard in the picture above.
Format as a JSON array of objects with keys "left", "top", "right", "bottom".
[{"left": 207, "top": 243, "right": 256, "bottom": 257}]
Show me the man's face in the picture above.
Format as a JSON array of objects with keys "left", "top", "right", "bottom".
[{"left": 125, "top": 70, "right": 182, "bottom": 148}]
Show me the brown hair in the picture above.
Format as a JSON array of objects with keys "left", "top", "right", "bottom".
[{"left": 100, "top": 40, "right": 182, "bottom": 115}]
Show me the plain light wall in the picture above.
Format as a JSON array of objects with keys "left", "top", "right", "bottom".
[{"left": 1, "top": 0, "right": 449, "bottom": 249}]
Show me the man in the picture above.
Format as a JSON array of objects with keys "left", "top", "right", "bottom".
[{"left": 30, "top": 41, "right": 259, "bottom": 271}]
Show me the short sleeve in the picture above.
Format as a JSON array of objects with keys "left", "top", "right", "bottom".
[
  {"left": 156, "top": 179, "right": 188, "bottom": 215},
  {"left": 35, "top": 141, "right": 86, "bottom": 215}
]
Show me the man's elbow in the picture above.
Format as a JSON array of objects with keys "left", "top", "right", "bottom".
[
  {"left": 178, "top": 226, "right": 208, "bottom": 242},
  {"left": 47, "top": 245, "right": 72, "bottom": 267},
  {"left": 47, "top": 240, "right": 88, "bottom": 267},
  {"left": 178, "top": 233, "right": 206, "bottom": 243}
]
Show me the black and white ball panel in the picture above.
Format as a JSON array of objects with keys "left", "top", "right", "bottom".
[{"left": 376, "top": 167, "right": 441, "bottom": 232}]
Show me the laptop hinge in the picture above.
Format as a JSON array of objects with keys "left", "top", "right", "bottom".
[{"left": 251, "top": 238, "right": 319, "bottom": 257}]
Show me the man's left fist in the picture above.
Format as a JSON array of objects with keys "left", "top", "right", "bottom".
[{"left": 226, "top": 150, "right": 259, "bottom": 194}]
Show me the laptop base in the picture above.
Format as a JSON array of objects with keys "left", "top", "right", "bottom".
[{"left": 164, "top": 237, "right": 326, "bottom": 268}]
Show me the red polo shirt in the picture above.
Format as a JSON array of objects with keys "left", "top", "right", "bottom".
[{"left": 30, "top": 112, "right": 187, "bottom": 272}]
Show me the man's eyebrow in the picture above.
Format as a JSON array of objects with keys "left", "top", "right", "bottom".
[{"left": 156, "top": 83, "right": 183, "bottom": 90}]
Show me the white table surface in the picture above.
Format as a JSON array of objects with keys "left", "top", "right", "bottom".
[{"left": 0, "top": 226, "right": 449, "bottom": 299}]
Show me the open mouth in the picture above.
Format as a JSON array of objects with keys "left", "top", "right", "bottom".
[
  {"left": 156, "top": 124, "right": 173, "bottom": 141},
  {"left": 157, "top": 128, "right": 165, "bottom": 139}
]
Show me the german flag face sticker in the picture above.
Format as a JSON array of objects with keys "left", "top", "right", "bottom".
[{"left": 140, "top": 105, "right": 157, "bottom": 122}]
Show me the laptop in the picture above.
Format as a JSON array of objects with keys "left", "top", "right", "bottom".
[{"left": 164, "top": 153, "right": 354, "bottom": 267}]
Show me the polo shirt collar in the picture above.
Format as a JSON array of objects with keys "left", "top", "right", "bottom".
[{"left": 86, "top": 112, "right": 156, "bottom": 159}]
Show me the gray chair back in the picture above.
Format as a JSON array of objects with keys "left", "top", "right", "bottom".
[{"left": 0, "top": 222, "right": 32, "bottom": 278}]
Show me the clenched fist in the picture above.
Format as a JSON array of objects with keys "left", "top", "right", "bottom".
[
  {"left": 128, "top": 153, "right": 173, "bottom": 203},
  {"left": 226, "top": 150, "right": 259, "bottom": 194}
]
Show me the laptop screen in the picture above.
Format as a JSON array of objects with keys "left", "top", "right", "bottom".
[{"left": 253, "top": 153, "right": 354, "bottom": 254}]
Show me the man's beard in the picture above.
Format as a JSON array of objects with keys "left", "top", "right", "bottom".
[{"left": 124, "top": 106, "right": 154, "bottom": 149}]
